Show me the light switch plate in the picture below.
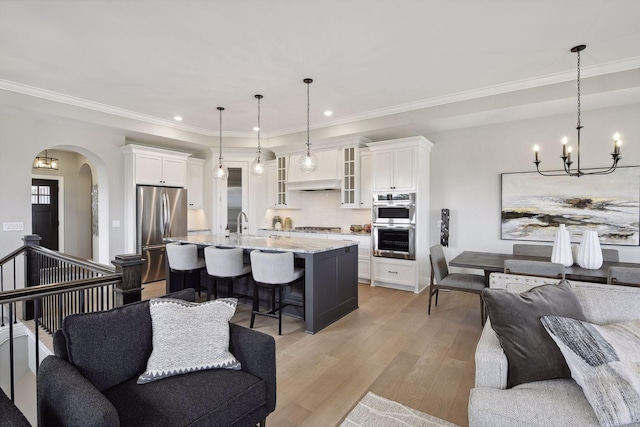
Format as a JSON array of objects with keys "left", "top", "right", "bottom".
[{"left": 3, "top": 222, "right": 25, "bottom": 231}]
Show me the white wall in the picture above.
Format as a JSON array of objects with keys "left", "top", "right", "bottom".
[
  {"left": 0, "top": 113, "right": 126, "bottom": 265},
  {"left": 429, "top": 103, "right": 640, "bottom": 263}
]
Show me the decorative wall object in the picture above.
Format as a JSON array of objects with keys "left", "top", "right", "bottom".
[
  {"left": 91, "top": 184, "right": 99, "bottom": 237},
  {"left": 576, "top": 230, "right": 603, "bottom": 269},
  {"left": 440, "top": 208, "right": 450, "bottom": 247},
  {"left": 501, "top": 167, "right": 640, "bottom": 246},
  {"left": 551, "top": 224, "right": 573, "bottom": 266}
]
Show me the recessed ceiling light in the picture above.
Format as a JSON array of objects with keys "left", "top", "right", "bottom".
[
  {"left": 253, "top": 126, "right": 260, "bottom": 131},
  {"left": 173, "top": 116, "right": 183, "bottom": 121},
  {"left": 324, "top": 110, "right": 333, "bottom": 116}
]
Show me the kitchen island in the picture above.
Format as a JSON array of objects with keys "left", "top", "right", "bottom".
[{"left": 165, "top": 234, "right": 359, "bottom": 334}]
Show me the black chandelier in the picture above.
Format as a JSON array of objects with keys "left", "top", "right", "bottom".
[{"left": 534, "top": 45, "right": 623, "bottom": 177}]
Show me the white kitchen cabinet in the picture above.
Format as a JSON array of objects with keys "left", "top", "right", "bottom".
[
  {"left": 266, "top": 156, "right": 299, "bottom": 209},
  {"left": 122, "top": 144, "right": 192, "bottom": 253},
  {"left": 187, "top": 158, "right": 205, "bottom": 209},
  {"left": 133, "top": 150, "right": 188, "bottom": 187},
  {"left": 188, "top": 229, "right": 211, "bottom": 236},
  {"left": 326, "top": 232, "right": 371, "bottom": 282},
  {"left": 367, "top": 136, "right": 433, "bottom": 293},
  {"left": 351, "top": 234, "right": 372, "bottom": 282},
  {"left": 359, "top": 150, "right": 372, "bottom": 208},
  {"left": 340, "top": 146, "right": 359, "bottom": 208},
  {"left": 266, "top": 161, "right": 278, "bottom": 208},
  {"left": 373, "top": 258, "right": 417, "bottom": 290},
  {"left": 371, "top": 146, "right": 416, "bottom": 192},
  {"left": 277, "top": 156, "right": 288, "bottom": 207}
]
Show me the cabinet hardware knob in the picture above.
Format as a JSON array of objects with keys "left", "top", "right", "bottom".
[{"left": 389, "top": 270, "right": 398, "bottom": 274}]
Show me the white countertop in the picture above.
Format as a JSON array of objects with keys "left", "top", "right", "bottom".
[
  {"left": 259, "top": 228, "right": 371, "bottom": 237},
  {"left": 166, "top": 233, "right": 359, "bottom": 254}
]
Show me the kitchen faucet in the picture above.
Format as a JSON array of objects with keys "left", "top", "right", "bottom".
[{"left": 237, "top": 211, "right": 248, "bottom": 235}]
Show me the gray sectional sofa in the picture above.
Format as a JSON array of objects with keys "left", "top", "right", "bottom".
[{"left": 468, "top": 273, "right": 640, "bottom": 427}]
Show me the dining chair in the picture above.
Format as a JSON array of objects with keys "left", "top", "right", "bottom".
[
  {"left": 249, "top": 250, "right": 305, "bottom": 335},
  {"left": 601, "top": 248, "right": 620, "bottom": 262},
  {"left": 204, "top": 246, "right": 252, "bottom": 301},
  {"left": 512, "top": 244, "right": 553, "bottom": 258},
  {"left": 607, "top": 266, "right": 640, "bottom": 287},
  {"left": 429, "top": 244, "right": 486, "bottom": 324},
  {"left": 165, "top": 243, "right": 206, "bottom": 294},
  {"left": 504, "top": 259, "right": 565, "bottom": 279}
]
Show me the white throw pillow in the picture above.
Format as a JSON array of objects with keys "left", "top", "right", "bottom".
[
  {"left": 138, "top": 298, "right": 241, "bottom": 384},
  {"left": 541, "top": 316, "right": 640, "bottom": 427}
]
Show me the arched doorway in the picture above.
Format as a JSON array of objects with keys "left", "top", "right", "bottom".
[{"left": 31, "top": 148, "right": 102, "bottom": 261}]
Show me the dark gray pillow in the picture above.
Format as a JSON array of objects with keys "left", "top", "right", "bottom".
[
  {"left": 62, "top": 288, "right": 196, "bottom": 391},
  {"left": 482, "top": 280, "right": 586, "bottom": 388}
]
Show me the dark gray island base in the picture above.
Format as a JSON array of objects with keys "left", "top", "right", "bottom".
[{"left": 164, "top": 235, "right": 359, "bottom": 334}]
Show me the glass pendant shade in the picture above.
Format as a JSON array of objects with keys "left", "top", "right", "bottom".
[
  {"left": 251, "top": 94, "right": 266, "bottom": 177},
  {"left": 300, "top": 78, "right": 318, "bottom": 173},
  {"left": 214, "top": 106, "right": 227, "bottom": 180},
  {"left": 214, "top": 161, "right": 229, "bottom": 180},
  {"left": 251, "top": 156, "right": 265, "bottom": 177},
  {"left": 299, "top": 152, "right": 318, "bottom": 173}
]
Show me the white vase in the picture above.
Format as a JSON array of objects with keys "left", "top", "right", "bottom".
[
  {"left": 551, "top": 224, "right": 573, "bottom": 267},
  {"left": 576, "top": 230, "right": 603, "bottom": 269}
]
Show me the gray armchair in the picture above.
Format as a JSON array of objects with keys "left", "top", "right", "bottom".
[{"left": 37, "top": 288, "right": 276, "bottom": 427}]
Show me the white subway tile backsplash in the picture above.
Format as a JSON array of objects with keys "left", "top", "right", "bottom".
[{"left": 263, "top": 191, "right": 371, "bottom": 232}]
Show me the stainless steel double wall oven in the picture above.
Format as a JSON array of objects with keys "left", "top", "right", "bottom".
[{"left": 372, "top": 193, "right": 416, "bottom": 260}]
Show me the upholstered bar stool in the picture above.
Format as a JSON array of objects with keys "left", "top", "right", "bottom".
[
  {"left": 204, "top": 247, "right": 252, "bottom": 301},
  {"left": 165, "top": 243, "right": 206, "bottom": 294},
  {"left": 249, "top": 250, "right": 304, "bottom": 335}
]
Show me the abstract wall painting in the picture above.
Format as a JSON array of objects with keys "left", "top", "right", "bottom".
[{"left": 501, "top": 167, "right": 640, "bottom": 246}]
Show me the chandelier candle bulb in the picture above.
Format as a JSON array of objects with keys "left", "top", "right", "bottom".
[
  {"left": 562, "top": 137, "right": 568, "bottom": 157},
  {"left": 534, "top": 145, "right": 539, "bottom": 162}
]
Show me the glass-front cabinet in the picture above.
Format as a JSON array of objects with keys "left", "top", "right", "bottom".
[
  {"left": 341, "top": 146, "right": 358, "bottom": 208},
  {"left": 266, "top": 156, "right": 298, "bottom": 208},
  {"left": 277, "top": 156, "right": 287, "bottom": 207}
]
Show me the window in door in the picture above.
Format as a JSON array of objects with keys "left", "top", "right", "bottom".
[{"left": 31, "top": 179, "right": 59, "bottom": 250}]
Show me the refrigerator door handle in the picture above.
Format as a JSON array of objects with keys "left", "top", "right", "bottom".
[
  {"left": 141, "top": 243, "right": 166, "bottom": 251},
  {"left": 162, "top": 192, "right": 170, "bottom": 238}
]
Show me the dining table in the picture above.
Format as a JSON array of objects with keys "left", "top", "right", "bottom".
[{"left": 448, "top": 250, "right": 640, "bottom": 285}]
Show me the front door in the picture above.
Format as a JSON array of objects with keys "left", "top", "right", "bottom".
[{"left": 31, "top": 178, "right": 59, "bottom": 250}]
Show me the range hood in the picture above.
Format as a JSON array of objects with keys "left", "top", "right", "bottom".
[
  {"left": 287, "top": 149, "right": 342, "bottom": 191},
  {"left": 287, "top": 178, "right": 341, "bottom": 191}
]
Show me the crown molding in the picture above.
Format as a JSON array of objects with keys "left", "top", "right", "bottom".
[
  {"left": 0, "top": 79, "right": 257, "bottom": 138},
  {"left": 2, "top": 56, "right": 639, "bottom": 139},
  {"left": 268, "top": 56, "right": 640, "bottom": 138}
]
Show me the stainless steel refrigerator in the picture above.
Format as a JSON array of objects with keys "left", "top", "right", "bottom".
[{"left": 137, "top": 185, "right": 188, "bottom": 283}]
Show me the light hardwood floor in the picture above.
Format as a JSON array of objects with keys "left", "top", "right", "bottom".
[{"left": 143, "top": 281, "right": 483, "bottom": 427}]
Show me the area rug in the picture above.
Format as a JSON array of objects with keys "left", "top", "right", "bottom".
[{"left": 340, "top": 391, "right": 460, "bottom": 427}]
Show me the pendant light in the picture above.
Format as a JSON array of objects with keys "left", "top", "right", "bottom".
[
  {"left": 33, "top": 150, "right": 59, "bottom": 170},
  {"left": 299, "top": 78, "right": 318, "bottom": 173},
  {"left": 214, "top": 106, "right": 229, "bottom": 180},
  {"left": 250, "top": 94, "right": 266, "bottom": 177}
]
